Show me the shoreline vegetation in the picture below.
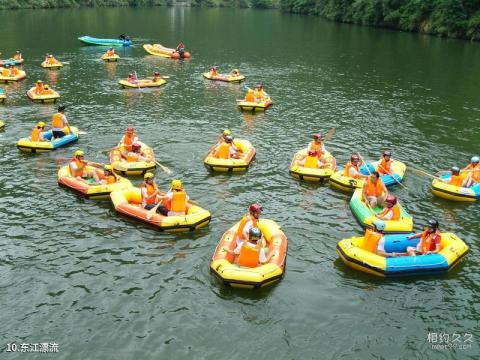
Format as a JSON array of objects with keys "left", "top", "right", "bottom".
[{"left": 1, "top": 1, "right": 479, "bottom": 41}]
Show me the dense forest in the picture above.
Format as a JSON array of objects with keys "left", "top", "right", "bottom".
[{"left": 0, "top": 0, "right": 479, "bottom": 41}]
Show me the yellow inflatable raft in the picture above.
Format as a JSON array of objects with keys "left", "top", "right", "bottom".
[
  {"left": 41, "top": 61, "right": 63, "bottom": 70},
  {"left": 210, "top": 219, "right": 288, "bottom": 289},
  {"left": 0, "top": 70, "right": 26, "bottom": 83},
  {"left": 237, "top": 97, "right": 272, "bottom": 112},
  {"left": 110, "top": 187, "right": 211, "bottom": 232},
  {"left": 0, "top": 120, "right": 4, "bottom": 130},
  {"left": 337, "top": 232, "right": 469, "bottom": 277},
  {"left": 119, "top": 78, "right": 166, "bottom": 89},
  {"left": 204, "top": 139, "right": 256, "bottom": 172},
  {"left": 202, "top": 72, "right": 245, "bottom": 83},
  {"left": 109, "top": 142, "right": 156, "bottom": 176},
  {"left": 350, "top": 188, "right": 413, "bottom": 233},
  {"left": 431, "top": 174, "right": 479, "bottom": 202},
  {"left": 26, "top": 87, "right": 60, "bottom": 104},
  {"left": 58, "top": 165, "right": 132, "bottom": 200},
  {"left": 289, "top": 149, "right": 336, "bottom": 182},
  {"left": 101, "top": 54, "right": 120, "bottom": 62},
  {"left": 17, "top": 126, "right": 79, "bottom": 153}
]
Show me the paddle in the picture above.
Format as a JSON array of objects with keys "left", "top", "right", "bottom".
[
  {"left": 410, "top": 168, "right": 442, "bottom": 180},
  {"left": 146, "top": 202, "right": 161, "bottom": 220},
  {"left": 154, "top": 160, "right": 172, "bottom": 174},
  {"left": 134, "top": 71, "right": 140, "bottom": 89},
  {"left": 323, "top": 127, "right": 336, "bottom": 142},
  {"left": 377, "top": 163, "right": 409, "bottom": 190}
]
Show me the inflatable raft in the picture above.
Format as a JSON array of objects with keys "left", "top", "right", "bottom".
[
  {"left": 350, "top": 189, "right": 413, "bottom": 233},
  {"left": 289, "top": 149, "right": 336, "bottom": 182},
  {"left": 204, "top": 139, "right": 256, "bottom": 172},
  {"left": 109, "top": 142, "right": 156, "bottom": 176},
  {"left": 78, "top": 36, "right": 132, "bottom": 47},
  {"left": 0, "top": 58, "right": 23, "bottom": 66},
  {"left": 143, "top": 44, "right": 191, "bottom": 59},
  {"left": 210, "top": 219, "right": 288, "bottom": 289},
  {"left": 0, "top": 70, "right": 26, "bottom": 83},
  {"left": 101, "top": 54, "right": 120, "bottom": 62},
  {"left": 41, "top": 61, "right": 63, "bottom": 70},
  {"left": 17, "top": 127, "right": 79, "bottom": 153},
  {"left": 203, "top": 72, "right": 245, "bottom": 83},
  {"left": 337, "top": 232, "right": 469, "bottom": 277},
  {"left": 119, "top": 78, "right": 166, "bottom": 89},
  {"left": 237, "top": 97, "right": 272, "bottom": 112},
  {"left": 330, "top": 159, "right": 406, "bottom": 192},
  {"left": 110, "top": 187, "right": 211, "bottom": 232},
  {"left": 26, "top": 87, "right": 60, "bottom": 104},
  {"left": 431, "top": 174, "right": 480, "bottom": 202},
  {"left": 58, "top": 165, "right": 132, "bottom": 200}
]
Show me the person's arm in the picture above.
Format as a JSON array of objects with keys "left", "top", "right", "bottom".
[
  {"left": 63, "top": 115, "right": 72, "bottom": 132},
  {"left": 141, "top": 187, "right": 148, "bottom": 207},
  {"left": 407, "top": 232, "right": 421, "bottom": 240}
]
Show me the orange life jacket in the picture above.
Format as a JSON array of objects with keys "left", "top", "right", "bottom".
[
  {"left": 52, "top": 112, "right": 64, "bottom": 128},
  {"left": 211, "top": 69, "right": 218, "bottom": 76},
  {"left": 238, "top": 244, "right": 260, "bottom": 268},
  {"left": 1, "top": 68, "right": 8, "bottom": 76},
  {"left": 216, "top": 143, "right": 231, "bottom": 159},
  {"left": 169, "top": 191, "right": 187, "bottom": 214},
  {"left": 107, "top": 50, "right": 115, "bottom": 56},
  {"left": 123, "top": 133, "right": 136, "bottom": 152},
  {"left": 378, "top": 204, "right": 401, "bottom": 221},
  {"left": 365, "top": 178, "right": 384, "bottom": 197},
  {"left": 47, "top": 57, "right": 56, "bottom": 65},
  {"left": 245, "top": 92, "right": 254, "bottom": 102},
  {"left": 35, "top": 84, "right": 44, "bottom": 94},
  {"left": 126, "top": 152, "right": 139, "bottom": 162},
  {"left": 105, "top": 174, "right": 117, "bottom": 184},
  {"left": 418, "top": 230, "right": 441, "bottom": 254},
  {"left": 309, "top": 141, "right": 324, "bottom": 154},
  {"left": 236, "top": 214, "right": 258, "bottom": 238},
  {"left": 142, "top": 183, "right": 157, "bottom": 205},
  {"left": 361, "top": 229, "right": 383, "bottom": 253},
  {"left": 304, "top": 155, "right": 318, "bottom": 169},
  {"left": 379, "top": 158, "right": 392, "bottom": 174},
  {"left": 449, "top": 175, "right": 464, "bottom": 187},
  {"left": 31, "top": 127, "right": 42, "bottom": 142},
  {"left": 344, "top": 161, "right": 361, "bottom": 178},
  {"left": 69, "top": 158, "right": 85, "bottom": 177},
  {"left": 10, "top": 67, "right": 18, "bottom": 76}
]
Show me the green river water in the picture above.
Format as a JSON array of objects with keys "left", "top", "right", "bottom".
[{"left": 0, "top": 6, "right": 479, "bottom": 360}]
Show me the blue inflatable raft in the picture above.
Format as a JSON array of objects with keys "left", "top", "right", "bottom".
[{"left": 78, "top": 36, "right": 132, "bottom": 47}]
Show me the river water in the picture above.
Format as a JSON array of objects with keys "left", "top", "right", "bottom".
[{"left": 0, "top": 6, "right": 479, "bottom": 360}]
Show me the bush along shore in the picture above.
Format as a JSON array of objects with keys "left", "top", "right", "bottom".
[{"left": 1, "top": 0, "right": 479, "bottom": 41}]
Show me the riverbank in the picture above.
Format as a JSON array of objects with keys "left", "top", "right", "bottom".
[{"left": 1, "top": 0, "right": 479, "bottom": 41}]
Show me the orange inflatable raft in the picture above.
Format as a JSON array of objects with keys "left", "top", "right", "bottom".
[{"left": 110, "top": 187, "right": 211, "bottom": 232}]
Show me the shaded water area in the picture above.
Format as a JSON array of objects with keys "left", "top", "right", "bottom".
[{"left": 0, "top": 6, "right": 479, "bottom": 359}]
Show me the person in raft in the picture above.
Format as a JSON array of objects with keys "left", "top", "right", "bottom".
[
  {"left": 47, "top": 54, "right": 58, "bottom": 65},
  {"left": 127, "top": 73, "right": 137, "bottom": 84},
  {"left": 44, "top": 53, "right": 50, "bottom": 62},
  {"left": 210, "top": 66, "right": 218, "bottom": 77},
  {"left": 462, "top": 156, "right": 479, "bottom": 188},
  {"left": 158, "top": 179, "right": 190, "bottom": 216},
  {"left": 363, "top": 171, "right": 388, "bottom": 208},
  {"left": 367, "top": 220, "right": 403, "bottom": 257},
  {"left": 376, "top": 195, "right": 401, "bottom": 221},
  {"left": 107, "top": 48, "right": 115, "bottom": 57},
  {"left": 176, "top": 41, "right": 185, "bottom": 53},
  {"left": 13, "top": 50, "right": 23, "bottom": 61},
  {"left": 98, "top": 165, "right": 118, "bottom": 185},
  {"left": 214, "top": 135, "right": 240, "bottom": 159},
  {"left": 52, "top": 105, "right": 71, "bottom": 139},
  {"left": 152, "top": 72, "right": 161, "bottom": 82},
  {"left": 253, "top": 84, "right": 267, "bottom": 102},
  {"left": 224, "top": 227, "right": 274, "bottom": 266},
  {"left": 442, "top": 166, "right": 464, "bottom": 187},
  {"left": 244, "top": 88, "right": 255, "bottom": 102},
  {"left": 34, "top": 80, "right": 44, "bottom": 95},
  {"left": 42, "top": 84, "right": 54, "bottom": 95},
  {"left": 30, "top": 122, "right": 46, "bottom": 142},
  {"left": 141, "top": 173, "right": 160, "bottom": 211},
  {"left": 125, "top": 143, "right": 151, "bottom": 162},
  {"left": 378, "top": 151, "right": 393, "bottom": 175},
  {"left": 298, "top": 150, "right": 328, "bottom": 169},
  {"left": 9, "top": 65, "right": 19, "bottom": 76},
  {"left": 307, "top": 133, "right": 326, "bottom": 158},
  {"left": 235, "top": 203, "right": 262, "bottom": 245},
  {"left": 231, "top": 69, "right": 240, "bottom": 76},
  {"left": 69, "top": 150, "right": 100, "bottom": 184},
  {"left": 344, "top": 154, "right": 368, "bottom": 179},
  {"left": 118, "top": 126, "right": 139, "bottom": 156},
  {"left": 406, "top": 219, "right": 442, "bottom": 256}
]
